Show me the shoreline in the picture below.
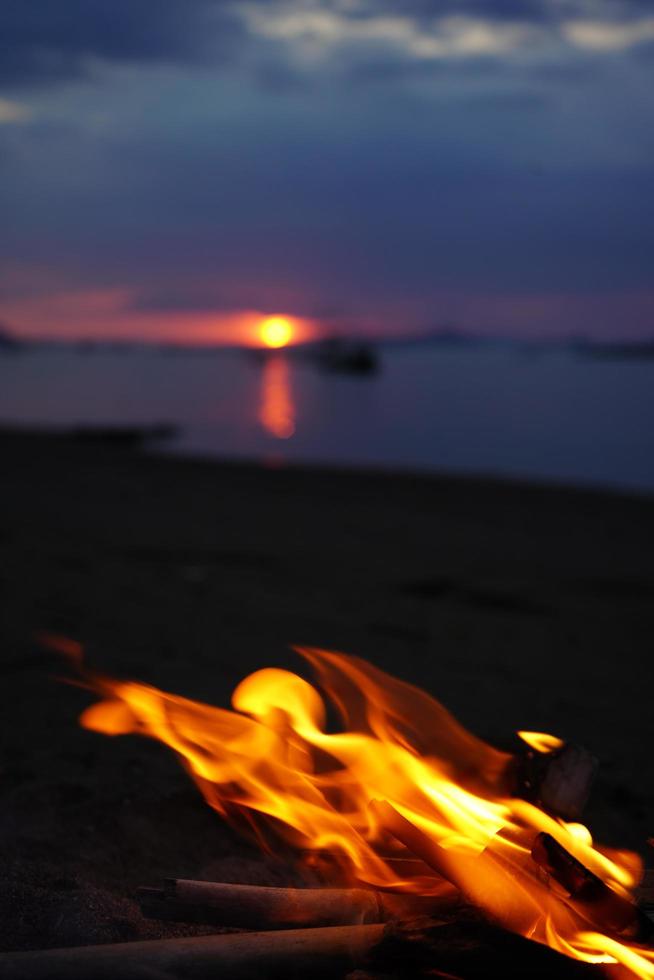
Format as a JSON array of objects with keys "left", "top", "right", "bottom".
[{"left": 3, "top": 422, "right": 653, "bottom": 503}]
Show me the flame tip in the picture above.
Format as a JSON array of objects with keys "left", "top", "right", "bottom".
[{"left": 517, "top": 730, "right": 565, "bottom": 754}]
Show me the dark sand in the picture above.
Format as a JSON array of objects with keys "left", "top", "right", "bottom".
[{"left": 1, "top": 429, "right": 653, "bottom": 953}]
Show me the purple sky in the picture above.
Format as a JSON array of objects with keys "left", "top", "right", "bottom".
[{"left": 2, "top": 0, "right": 654, "bottom": 343}]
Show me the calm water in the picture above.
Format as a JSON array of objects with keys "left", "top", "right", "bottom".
[{"left": 1, "top": 345, "right": 653, "bottom": 493}]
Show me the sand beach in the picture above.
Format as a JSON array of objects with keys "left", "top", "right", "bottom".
[{"left": 1, "top": 428, "right": 653, "bottom": 952}]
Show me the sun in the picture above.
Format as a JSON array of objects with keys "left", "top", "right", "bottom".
[{"left": 259, "top": 316, "right": 293, "bottom": 349}]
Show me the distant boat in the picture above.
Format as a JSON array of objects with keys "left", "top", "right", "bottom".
[{"left": 315, "top": 339, "right": 379, "bottom": 375}]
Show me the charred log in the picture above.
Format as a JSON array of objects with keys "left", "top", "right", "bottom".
[
  {"left": 510, "top": 741, "right": 598, "bottom": 821},
  {"left": 531, "top": 833, "right": 653, "bottom": 943}
]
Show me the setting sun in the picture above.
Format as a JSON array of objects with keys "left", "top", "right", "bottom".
[{"left": 259, "top": 316, "right": 293, "bottom": 349}]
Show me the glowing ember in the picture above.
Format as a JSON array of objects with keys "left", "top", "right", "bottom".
[{"left": 55, "top": 639, "right": 654, "bottom": 978}]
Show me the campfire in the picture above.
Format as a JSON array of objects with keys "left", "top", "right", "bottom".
[{"left": 4, "top": 639, "right": 653, "bottom": 979}]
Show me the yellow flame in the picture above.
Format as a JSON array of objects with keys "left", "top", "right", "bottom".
[
  {"left": 70, "top": 645, "right": 651, "bottom": 978},
  {"left": 518, "top": 730, "right": 565, "bottom": 754},
  {"left": 580, "top": 933, "right": 654, "bottom": 979}
]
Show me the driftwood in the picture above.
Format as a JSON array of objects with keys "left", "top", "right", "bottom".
[
  {"left": 0, "top": 911, "right": 605, "bottom": 980},
  {"left": 137, "top": 880, "right": 444, "bottom": 928},
  {"left": 531, "top": 833, "right": 654, "bottom": 943},
  {"left": 0, "top": 924, "right": 387, "bottom": 980}
]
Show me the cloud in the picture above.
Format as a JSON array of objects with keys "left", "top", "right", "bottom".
[
  {"left": 0, "top": 0, "right": 244, "bottom": 89},
  {"left": 241, "top": 6, "right": 541, "bottom": 60},
  {"left": 2, "top": 0, "right": 654, "bottom": 343},
  {"left": 4, "top": 0, "right": 654, "bottom": 94},
  {"left": 239, "top": 0, "right": 654, "bottom": 72},
  {"left": 562, "top": 17, "right": 654, "bottom": 51},
  {"left": 0, "top": 97, "right": 32, "bottom": 123}
]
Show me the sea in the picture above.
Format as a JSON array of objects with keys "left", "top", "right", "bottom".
[{"left": 1, "top": 342, "right": 653, "bottom": 494}]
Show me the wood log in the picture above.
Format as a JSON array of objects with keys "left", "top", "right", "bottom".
[
  {"left": 137, "top": 880, "right": 445, "bottom": 929},
  {"left": 370, "top": 800, "right": 543, "bottom": 936},
  {"left": 510, "top": 741, "right": 598, "bottom": 821},
  {"left": 531, "top": 833, "right": 654, "bottom": 943},
  {"left": 299, "top": 847, "right": 443, "bottom": 889},
  {"left": 0, "top": 924, "right": 387, "bottom": 980},
  {"left": 0, "top": 912, "right": 603, "bottom": 980}
]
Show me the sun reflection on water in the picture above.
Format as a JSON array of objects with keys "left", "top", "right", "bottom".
[{"left": 259, "top": 355, "right": 295, "bottom": 439}]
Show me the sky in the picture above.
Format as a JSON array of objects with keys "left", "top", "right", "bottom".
[{"left": 1, "top": 0, "right": 654, "bottom": 344}]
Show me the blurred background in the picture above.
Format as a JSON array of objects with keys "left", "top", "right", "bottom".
[{"left": 2, "top": 0, "right": 654, "bottom": 491}]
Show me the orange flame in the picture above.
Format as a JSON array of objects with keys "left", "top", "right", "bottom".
[{"left": 66, "top": 643, "right": 653, "bottom": 978}]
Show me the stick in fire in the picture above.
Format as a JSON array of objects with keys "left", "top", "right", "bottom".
[
  {"left": 373, "top": 799, "right": 654, "bottom": 952},
  {"left": 532, "top": 833, "right": 654, "bottom": 945},
  {"left": 137, "top": 879, "right": 445, "bottom": 929}
]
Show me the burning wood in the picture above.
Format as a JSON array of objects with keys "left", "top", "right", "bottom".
[
  {"left": 300, "top": 848, "right": 439, "bottom": 885},
  {"left": 45, "top": 640, "right": 654, "bottom": 979},
  {"left": 369, "top": 798, "right": 543, "bottom": 936},
  {"left": 532, "top": 833, "right": 654, "bottom": 944},
  {"left": 375, "top": 800, "right": 654, "bottom": 951},
  {"left": 511, "top": 735, "right": 598, "bottom": 821},
  {"left": 137, "top": 879, "right": 442, "bottom": 928}
]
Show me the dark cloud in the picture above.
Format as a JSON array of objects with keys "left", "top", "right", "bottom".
[
  {"left": 303, "top": 0, "right": 654, "bottom": 27},
  {"left": 4, "top": 82, "right": 653, "bottom": 314},
  {"left": 4, "top": 0, "right": 654, "bottom": 92},
  {"left": 2, "top": 0, "right": 654, "bottom": 339},
  {"left": 0, "top": 0, "right": 243, "bottom": 88}
]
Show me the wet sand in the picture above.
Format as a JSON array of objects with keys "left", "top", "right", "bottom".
[{"left": 1, "top": 428, "right": 653, "bottom": 951}]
